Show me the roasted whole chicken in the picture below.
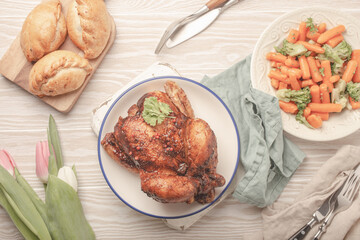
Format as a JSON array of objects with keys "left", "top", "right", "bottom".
[{"left": 101, "top": 80, "right": 225, "bottom": 204}]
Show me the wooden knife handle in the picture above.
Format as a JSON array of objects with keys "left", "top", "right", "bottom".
[{"left": 206, "top": 0, "right": 228, "bottom": 10}]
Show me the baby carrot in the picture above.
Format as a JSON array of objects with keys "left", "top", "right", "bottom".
[
  {"left": 326, "top": 35, "right": 344, "bottom": 48},
  {"left": 318, "top": 23, "right": 327, "bottom": 33},
  {"left": 285, "top": 58, "right": 300, "bottom": 68},
  {"left": 321, "top": 60, "right": 333, "bottom": 92},
  {"left": 270, "top": 61, "right": 277, "bottom": 68},
  {"left": 320, "top": 83, "right": 330, "bottom": 103},
  {"left": 277, "top": 69, "right": 291, "bottom": 83},
  {"left": 279, "top": 82, "right": 288, "bottom": 90},
  {"left": 307, "top": 114, "right": 323, "bottom": 128},
  {"left": 286, "top": 29, "right": 300, "bottom": 43},
  {"left": 279, "top": 100, "right": 298, "bottom": 114},
  {"left": 330, "top": 75, "right": 340, "bottom": 83},
  {"left": 301, "top": 79, "right": 315, "bottom": 88},
  {"left": 289, "top": 72, "right": 301, "bottom": 90},
  {"left": 280, "top": 65, "right": 289, "bottom": 75},
  {"left": 307, "top": 56, "right": 323, "bottom": 82},
  {"left": 313, "top": 112, "right": 330, "bottom": 121},
  {"left": 352, "top": 49, "right": 360, "bottom": 59},
  {"left": 349, "top": 97, "right": 360, "bottom": 110},
  {"left": 288, "top": 56, "right": 296, "bottom": 60},
  {"left": 268, "top": 70, "right": 288, "bottom": 82},
  {"left": 289, "top": 68, "right": 303, "bottom": 79},
  {"left": 310, "top": 85, "right": 321, "bottom": 103},
  {"left": 317, "top": 25, "right": 346, "bottom": 44},
  {"left": 271, "top": 78, "right": 279, "bottom": 89},
  {"left": 266, "top": 52, "right": 287, "bottom": 64},
  {"left": 315, "top": 59, "right": 321, "bottom": 68},
  {"left": 298, "top": 21, "right": 307, "bottom": 41},
  {"left": 306, "top": 30, "right": 320, "bottom": 42},
  {"left": 308, "top": 103, "right": 343, "bottom": 113},
  {"left": 280, "top": 66, "right": 302, "bottom": 79},
  {"left": 351, "top": 50, "right": 360, "bottom": 83},
  {"left": 299, "top": 55, "right": 311, "bottom": 79},
  {"left": 342, "top": 60, "right": 358, "bottom": 82},
  {"left": 297, "top": 41, "right": 325, "bottom": 54},
  {"left": 303, "top": 107, "right": 311, "bottom": 118}
]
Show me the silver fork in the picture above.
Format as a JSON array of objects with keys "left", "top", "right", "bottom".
[{"left": 313, "top": 166, "right": 360, "bottom": 240}]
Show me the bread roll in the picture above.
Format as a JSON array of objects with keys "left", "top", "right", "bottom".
[
  {"left": 29, "top": 50, "right": 92, "bottom": 97},
  {"left": 67, "top": 0, "right": 111, "bottom": 59},
  {"left": 20, "top": 0, "right": 67, "bottom": 62}
]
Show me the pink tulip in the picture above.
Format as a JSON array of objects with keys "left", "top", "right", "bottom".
[
  {"left": 0, "top": 149, "right": 16, "bottom": 176},
  {"left": 36, "top": 141, "right": 50, "bottom": 183}
]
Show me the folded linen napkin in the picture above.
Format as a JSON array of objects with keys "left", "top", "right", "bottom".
[
  {"left": 201, "top": 55, "right": 305, "bottom": 207},
  {"left": 245, "top": 145, "right": 360, "bottom": 240}
]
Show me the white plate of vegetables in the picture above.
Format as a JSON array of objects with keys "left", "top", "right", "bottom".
[{"left": 251, "top": 7, "right": 360, "bottom": 141}]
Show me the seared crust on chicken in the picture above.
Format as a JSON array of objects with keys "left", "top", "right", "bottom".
[{"left": 101, "top": 80, "right": 225, "bottom": 204}]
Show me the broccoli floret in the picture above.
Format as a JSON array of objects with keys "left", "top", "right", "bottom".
[
  {"left": 332, "top": 79, "right": 349, "bottom": 109},
  {"left": 331, "top": 62, "right": 344, "bottom": 75},
  {"left": 322, "top": 44, "right": 344, "bottom": 64},
  {"left": 306, "top": 18, "right": 317, "bottom": 33},
  {"left": 319, "top": 41, "right": 352, "bottom": 75},
  {"left": 295, "top": 110, "right": 314, "bottom": 129},
  {"left": 322, "top": 41, "right": 352, "bottom": 62},
  {"left": 334, "top": 40, "right": 352, "bottom": 61},
  {"left": 346, "top": 81, "right": 360, "bottom": 102},
  {"left": 276, "top": 87, "right": 312, "bottom": 128},
  {"left": 274, "top": 40, "right": 308, "bottom": 57},
  {"left": 276, "top": 87, "right": 311, "bottom": 110}
]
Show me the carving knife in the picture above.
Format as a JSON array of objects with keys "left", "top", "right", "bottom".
[
  {"left": 155, "top": 0, "right": 229, "bottom": 54},
  {"left": 166, "top": 0, "right": 239, "bottom": 49},
  {"left": 288, "top": 191, "right": 338, "bottom": 240}
]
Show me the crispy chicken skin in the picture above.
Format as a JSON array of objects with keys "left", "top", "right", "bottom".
[{"left": 101, "top": 80, "right": 225, "bottom": 204}]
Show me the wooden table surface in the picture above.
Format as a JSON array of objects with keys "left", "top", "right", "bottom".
[{"left": 1, "top": 0, "right": 360, "bottom": 239}]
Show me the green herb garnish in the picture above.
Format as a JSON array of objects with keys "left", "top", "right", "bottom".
[
  {"left": 142, "top": 97, "right": 174, "bottom": 126},
  {"left": 319, "top": 67, "right": 325, "bottom": 76},
  {"left": 306, "top": 17, "right": 317, "bottom": 33}
]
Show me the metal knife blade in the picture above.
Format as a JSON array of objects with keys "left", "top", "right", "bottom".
[
  {"left": 288, "top": 192, "right": 337, "bottom": 240},
  {"left": 155, "top": 5, "right": 209, "bottom": 54},
  {"left": 313, "top": 192, "right": 337, "bottom": 222},
  {"left": 155, "top": 0, "right": 230, "bottom": 54},
  {"left": 166, "top": 0, "right": 239, "bottom": 49}
]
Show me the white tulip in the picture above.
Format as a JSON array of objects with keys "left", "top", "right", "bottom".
[{"left": 57, "top": 166, "right": 78, "bottom": 192}]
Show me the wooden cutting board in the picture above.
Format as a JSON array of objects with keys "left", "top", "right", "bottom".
[{"left": 0, "top": 0, "right": 116, "bottom": 113}]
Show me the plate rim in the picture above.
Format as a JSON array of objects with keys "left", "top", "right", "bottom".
[
  {"left": 250, "top": 7, "right": 360, "bottom": 142},
  {"left": 97, "top": 75, "right": 240, "bottom": 219}
]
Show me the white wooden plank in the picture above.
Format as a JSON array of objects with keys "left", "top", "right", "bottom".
[{"left": 1, "top": 0, "right": 360, "bottom": 239}]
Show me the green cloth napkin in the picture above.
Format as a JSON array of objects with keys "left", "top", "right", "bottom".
[{"left": 201, "top": 55, "right": 305, "bottom": 208}]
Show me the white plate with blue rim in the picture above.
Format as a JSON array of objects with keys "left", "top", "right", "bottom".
[
  {"left": 251, "top": 7, "right": 360, "bottom": 141},
  {"left": 97, "top": 76, "right": 240, "bottom": 219}
]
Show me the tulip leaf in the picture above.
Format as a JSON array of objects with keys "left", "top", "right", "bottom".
[
  {"left": 0, "top": 165, "right": 51, "bottom": 240},
  {"left": 14, "top": 168, "right": 47, "bottom": 224},
  {"left": 48, "top": 115, "right": 64, "bottom": 170},
  {"left": 0, "top": 188, "right": 39, "bottom": 240},
  {"left": 46, "top": 175, "right": 95, "bottom": 240},
  {"left": 2, "top": 189, "right": 39, "bottom": 236},
  {"left": 47, "top": 151, "right": 58, "bottom": 177}
]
